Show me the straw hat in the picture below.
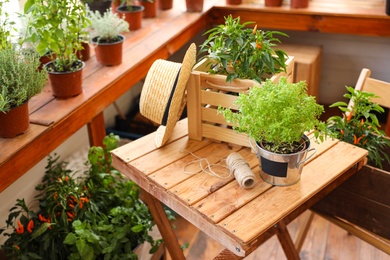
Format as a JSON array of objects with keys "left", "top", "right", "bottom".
[{"left": 139, "top": 43, "right": 196, "bottom": 148}]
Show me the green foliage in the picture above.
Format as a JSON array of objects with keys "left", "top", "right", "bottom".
[
  {"left": 219, "top": 77, "right": 327, "bottom": 153},
  {"left": 199, "top": 15, "right": 288, "bottom": 83},
  {"left": 327, "top": 86, "right": 390, "bottom": 168},
  {"left": 0, "top": 134, "right": 164, "bottom": 259},
  {"left": 0, "top": 0, "right": 14, "bottom": 50},
  {"left": 23, "top": 0, "right": 90, "bottom": 72},
  {"left": 87, "top": 7, "right": 129, "bottom": 43},
  {"left": 0, "top": 47, "right": 48, "bottom": 113}
]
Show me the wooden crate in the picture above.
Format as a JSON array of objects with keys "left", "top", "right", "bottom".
[{"left": 186, "top": 56, "right": 294, "bottom": 147}]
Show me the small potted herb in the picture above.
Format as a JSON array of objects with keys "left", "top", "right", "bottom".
[
  {"left": 199, "top": 15, "right": 289, "bottom": 83},
  {"left": 23, "top": 0, "right": 90, "bottom": 98},
  {"left": 0, "top": 47, "right": 47, "bottom": 138},
  {"left": 116, "top": 0, "right": 145, "bottom": 30},
  {"left": 87, "top": 7, "right": 129, "bottom": 66},
  {"left": 219, "top": 77, "right": 327, "bottom": 185}
]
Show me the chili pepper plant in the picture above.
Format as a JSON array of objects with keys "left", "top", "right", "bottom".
[
  {"left": 198, "top": 15, "right": 288, "bottom": 83},
  {"left": 0, "top": 134, "right": 167, "bottom": 259},
  {"left": 327, "top": 86, "right": 390, "bottom": 168}
]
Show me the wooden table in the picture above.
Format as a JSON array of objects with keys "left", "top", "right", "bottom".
[
  {"left": 111, "top": 118, "right": 368, "bottom": 259},
  {"left": 1, "top": 0, "right": 388, "bottom": 194}
]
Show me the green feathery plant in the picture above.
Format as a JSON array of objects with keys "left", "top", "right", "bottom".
[
  {"left": 219, "top": 77, "right": 327, "bottom": 154},
  {"left": 327, "top": 86, "right": 390, "bottom": 168},
  {"left": 199, "top": 15, "right": 288, "bottom": 83},
  {"left": 0, "top": 47, "right": 47, "bottom": 113}
]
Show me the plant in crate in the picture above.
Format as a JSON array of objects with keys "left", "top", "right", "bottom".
[
  {"left": 0, "top": 134, "right": 165, "bottom": 259},
  {"left": 23, "top": 0, "right": 90, "bottom": 98},
  {"left": 87, "top": 7, "right": 129, "bottom": 65},
  {"left": 327, "top": 86, "right": 390, "bottom": 169},
  {"left": 199, "top": 15, "right": 289, "bottom": 83},
  {"left": 0, "top": 47, "right": 48, "bottom": 138},
  {"left": 218, "top": 77, "right": 328, "bottom": 185}
]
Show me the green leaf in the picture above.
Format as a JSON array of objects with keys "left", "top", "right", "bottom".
[{"left": 64, "top": 233, "right": 77, "bottom": 245}]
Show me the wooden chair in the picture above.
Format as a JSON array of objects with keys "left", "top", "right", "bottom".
[{"left": 294, "top": 68, "right": 390, "bottom": 255}]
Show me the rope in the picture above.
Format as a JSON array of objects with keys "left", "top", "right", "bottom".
[{"left": 182, "top": 151, "right": 256, "bottom": 189}]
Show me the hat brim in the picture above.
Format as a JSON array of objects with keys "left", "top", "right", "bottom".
[{"left": 155, "top": 43, "right": 196, "bottom": 147}]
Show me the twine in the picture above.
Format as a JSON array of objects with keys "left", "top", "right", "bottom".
[
  {"left": 226, "top": 152, "right": 256, "bottom": 189},
  {"left": 182, "top": 151, "right": 255, "bottom": 189}
]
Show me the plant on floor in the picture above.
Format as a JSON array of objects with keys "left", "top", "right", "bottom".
[
  {"left": 87, "top": 7, "right": 129, "bottom": 43},
  {"left": 199, "top": 15, "right": 288, "bottom": 83},
  {"left": 0, "top": 47, "right": 48, "bottom": 113},
  {"left": 218, "top": 77, "right": 327, "bottom": 154},
  {"left": 327, "top": 86, "right": 390, "bottom": 168},
  {"left": 0, "top": 134, "right": 164, "bottom": 259},
  {"left": 23, "top": 0, "right": 90, "bottom": 72}
]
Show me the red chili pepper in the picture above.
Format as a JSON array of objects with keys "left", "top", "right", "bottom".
[
  {"left": 79, "top": 201, "right": 83, "bottom": 209},
  {"left": 252, "top": 24, "right": 257, "bottom": 34},
  {"left": 27, "top": 220, "right": 34, "bottom": 233},
  {"left": 14, "top": 245, "right": 20, "bottom": 250},
  {"left": 16, "top": 221, "right": 24, "bottom": 234},
  {"left": 340, "top": 129, "right": 344, "bottom": 136},
  {"left": 80, "top": 197, "right": 89, "bottom": 203},
  {"left": 346, "top": 112, "right": 353, "bottom": 122}
]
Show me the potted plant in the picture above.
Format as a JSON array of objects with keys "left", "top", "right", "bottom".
[
  {"left": 312, "top": 86, "right": 390, "bottom": 240},
  {"left": 140, "top": 0, "right": 157, "bottom": 18},
  {"left": 0, "top": 134, "right": 165, "bottom": 258},
  {"left": 198, "top": 15, "right": 289, "bottom": 83},
  {"left": 265, "top": 0, "right": 283, "bottom": 7},
  {"left": 24, "top": 0, "right": 90, "bottom": 99},
  {"left": 116, "top": 0, "right": 145, "bottom": 30},
  {"left": 157, "top": 0, "right": 173, "bottom": 10},
  {"left": 218, "top": 77, "right": 327, "bottom": 186},
  {"left": 0, "top": 47, "right": 48, "bottom": 138},
  {"left": 186, "top": 0, "right": 203, "bottom": 12},
  {"left": 87, "top": 7, "right": 129, "bottom": 66}
]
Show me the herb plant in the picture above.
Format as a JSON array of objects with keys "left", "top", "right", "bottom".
[
  {"left": 23, "top": 0, "right": 90, "bottom": 72},
  {"left": 87, "top": 7, "right": 129, "bottom": 43},
  {"left": 327, "top": 86, "right": 390, "bottom": 168},
  {"left": 0, "top": 0, "right": 14, "bottom": 50},
  {"left": 0, "top": 47, "right": 48, "bottom": 113},
  {"left": 199, "top": 15, "right": 288, "bottom": 83},
  {"left": 219, "top": 77, "right": 327, "bottom": 153},
  {"left": 0, "top": 134, "right": 163, "bottom": 259}
]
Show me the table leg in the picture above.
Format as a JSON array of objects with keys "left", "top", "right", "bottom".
[
  {"left": 87, "top": 112, "right": 106, "bottom": 147},
  {"left": 141, "top": 189, "right": 186, "bottom": 260},
  {"left": 275, "top": 219, "right": 301, "bottom": 260}
]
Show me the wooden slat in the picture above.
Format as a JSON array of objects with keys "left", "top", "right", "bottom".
[{"left": 217, "top": 141, "right": 367, "bottom": 244}]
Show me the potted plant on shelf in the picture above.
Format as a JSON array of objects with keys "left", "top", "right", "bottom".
[
  {"left": 23, "top": 0, "right": 90, "bottom": 99},
  {"left": 116, "top": 0, "right": 145, "bottom": 30},
  {"left": 0, "top": 47, "right": 48, "bottom": 138},
  {"left": 87, "top": 7, "right": 129, "bottom": 66},
  {"left": 0, "top": 134, "right": 165, "bottom": 258},
  {"left": 218, "top": 77, "right": 328, "bottom": 186},
  {"left": 198, "top": 15, "right": 289, "bottom": 83},
  {"left": 140, "top": 0, "right": 157, "bottom": 18}
]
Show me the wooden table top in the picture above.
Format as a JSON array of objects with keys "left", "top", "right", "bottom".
[
  {"left": 111, "top": 118, "right": 368, "bottom": 257},
  {"left": 1, "top": 0, "right": 386, "bottom": 192}
]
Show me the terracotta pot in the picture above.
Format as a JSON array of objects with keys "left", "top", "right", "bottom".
[
  {"left": 45, "top": 61, "right": 85, "bottom": 99},
  {"left": 77, "top": 41, "right": 90, "bottom": 61},
  {"left": 265, "top": 0, "right": 283, "bottom": 7},
  {"left": 39, "top": 53, "right": 55, "bottom": 71},
  {"left": 116, "top": 5, "right": 144, "bottom": 30},
  {"left": 141, "top": 0, "right": 157, "bottom": 18},
  {"left": 226, "top": 0, "right": 242, "bottom": 5},
  {"left": 0, "top": 101, "right": 30, "bottom": 138},
  {"left": 157, "top": 0, "right": 173, "bottom": 10},
  {"left": 186, "top": 0, "right": 203, "bottom": 12},
  {"left": 92, "top": 35, "right": 124, "bottom": 66},
  {"left": 290, "top": 0, "right": 309, "bottom": 8}
]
